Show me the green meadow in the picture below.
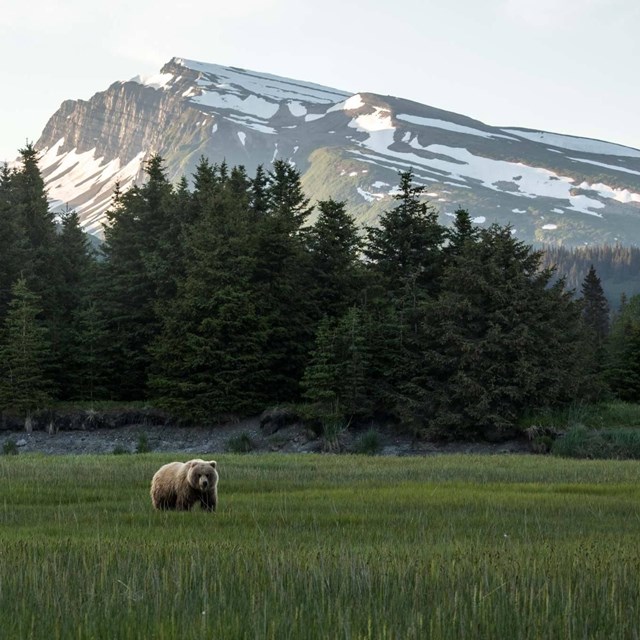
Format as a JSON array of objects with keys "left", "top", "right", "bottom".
[{"left": 1, "top": 453, "right": 640, "bottom": 639}]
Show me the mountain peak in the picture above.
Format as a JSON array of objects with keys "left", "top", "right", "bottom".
[{"left": 35, "top": 58, "right": 640, "bottom": 244}]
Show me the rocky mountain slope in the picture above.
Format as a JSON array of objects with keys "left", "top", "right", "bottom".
[{"left": 36, "top": 57, "right": 640, "bottom": 244}]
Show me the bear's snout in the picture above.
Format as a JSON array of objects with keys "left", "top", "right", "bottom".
[{"left": 199, "top": 476, "right": 209, "bottom": 490}]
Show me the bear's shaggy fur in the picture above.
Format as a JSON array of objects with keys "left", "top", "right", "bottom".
[{"left": 150, "top": 459, "right": 218, "bottom": 511}]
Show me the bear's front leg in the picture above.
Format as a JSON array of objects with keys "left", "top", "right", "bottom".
[{"left": 199, "top": 495, "right": 217, "bottom": 512}]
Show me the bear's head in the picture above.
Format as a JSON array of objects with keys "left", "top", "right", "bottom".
[{"left": 186, "top": 459, "right": 218, "bottom": 492}]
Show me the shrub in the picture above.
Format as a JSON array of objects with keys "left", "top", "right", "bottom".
[
  {"left": 520, "top": 403, "right": 592, "bottom": 431},
  {"left": 521, "top": 402, "right": 640, "bottom": 432},
  {"left": 2, "top": 440, "right": 18, "bottom": 456},
  {"left": 135, "top": 433, "right": 151, "bottom": 454},
  {"left": 354, "top": 429, "right": 381, "bottom": 455},
  {"left": 227, "top": 433, "right": 254, "bottom": 453},
  {"left": 112, "top": 444, "right": 130, "bottom": 455},
  {"left": 321, "top": 417, "right": 348, "bottom": 453},
  {"left": 552, "top": 426, "right": 640, "bottom": 460}
]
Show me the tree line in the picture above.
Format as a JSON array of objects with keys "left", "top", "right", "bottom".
[
  {"left": 0, "top": 145, "right": 633, "bottom": 437},
  {"left": 542, "top": 244, "right": 640, "bottom": 307}
]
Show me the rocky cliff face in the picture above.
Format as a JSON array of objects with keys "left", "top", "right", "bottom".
[{"left": 36, "top": 57, "right": 640, "bottom": 244}]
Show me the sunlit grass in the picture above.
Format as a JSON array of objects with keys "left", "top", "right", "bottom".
[{"left": 1, "top": 454, "right": 639, "bottom": 638}]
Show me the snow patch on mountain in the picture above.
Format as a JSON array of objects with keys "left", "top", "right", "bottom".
[
  {"left": 503, "top": 129, "right": 640, "bottom": 158},
  {"left": 287, "top": 101, "right": 307, "bottom": 117},
  {"left": 226, "top": 114, "right": 277, "bottom": 134},
  {"left": 397, "top": 114, "right": 517, "bottom": 141},
  {"left": 40, "top": 139, "right": 145, "bottom": 235},
  {"left": 357, "top": 187, "right": 385, "bottom": 202},
  {"left": 192, "top": 88, "right": 280, "bottom": 119},
  {"left": 578, "top": 181, "right": 640, "bottom": 204},
  {"left": 132, "top": 72, "right": 174, "bottom": 90},
  {"left": 178, "top": 58, "right": 349, "bottom": 105},
  {"left": 351, "top": 108, "right": 394, "bottom": 133},
  {"left": 348, "top": 108, "right": 397, "bottom": 160},
  {"left": 568, "top": 157, "right": 640, "bottom": 176},
  {"left": 328, "top": 94, "right": 366, "bottom": 113},
  {"left": 349, "top": 131, "right": 628, "bottom": 217},
  {"left": 422, "top": 144, "right": 608, "bottom": 216}
]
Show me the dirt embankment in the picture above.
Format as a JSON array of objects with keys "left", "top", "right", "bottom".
[{"left": 0, "top": 409, "right": 533, "bottom": 456}]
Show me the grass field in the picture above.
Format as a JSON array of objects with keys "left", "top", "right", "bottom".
[{"left": 1, "top": 453, "right": 640, "bottom": 639}]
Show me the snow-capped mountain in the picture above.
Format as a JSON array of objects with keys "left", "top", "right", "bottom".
[{"left": 36, "top": 57, "right": 640, "bottom": 244}]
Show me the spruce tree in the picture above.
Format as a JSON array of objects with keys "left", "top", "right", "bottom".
[
  {"left": 0, "top": 278, "right": 52, "bottom": 431},
  {"left": 302, "top": 307, "right": 372, "bottom": 420},
  {"left": 250, "top": 165, "right": 270, "bottom": 218},
  {"left": 421, "top": 224, "right": 590, "bottom": 437},
  {"left": 446, "top": 208, "right": 479, "bottom": 259},
  {"left": 363, "top": 170, "right": 446, "bottom": 422},
  {"left": 606, "top": 295, "right": 640, "bottom": 400},
  {"left": 267, "top": 159, "right": 313, "bottom": 226},
  {"left": 99, "top": 156, "right": 178, "bottom": 399},
  {"left": 150, "top": 165, "right": 267, "bottom": 417},
  {"left": 251, "top": 161, "right": 315, "bottom": 402},
  {"left": 11, "top": 144, "right": 59, "bottom": 302},
  {"left": 306, "top": 198, "right": 363, "bottom": 320},
  {"left": 53, "top": 210, "right": 103, "bottom": 399},
  {"left": 71, "top": 301, "right": 110, "bottom": 402},
  {"left": 581, "top": 264, "right": 610, "bottom": 343},
  {"left": 0, "top": 164, "right": 26, "bottom": 317},
  {"left": 302, "top": 317, "right": 341, "bottom": 416},
  {"left": 365, "top": 169, "right": 445, "bottom": 296}
]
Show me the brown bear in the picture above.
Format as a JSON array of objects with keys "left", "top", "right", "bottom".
[{"left": 150, "top": 459, "right": 218, "bottom": 511}]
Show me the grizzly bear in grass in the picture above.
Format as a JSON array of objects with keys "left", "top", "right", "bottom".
[{"left": 150, "top": 459, "right": 218, "bottom": 511}]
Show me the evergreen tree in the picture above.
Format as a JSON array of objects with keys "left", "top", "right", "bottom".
[
  {"left": 0, "top": 278, "right": 52, "bottom": 431},
  {"left": 363, "top": 170, "right": 446, "bottom": 421},
  {"left": 0, "top": 164, "right": 26, "bottom": 317},
  {"left": 55, "top": 210, "right": 100, "bottom": 399},
  {"left": 581, "top": 264, "right": 610, "bottom": 343},
  {"left": 71, "top": 301, "right": 110, "bottom": 402},
  {"left": 250, "top": 165, "right": 270, "bottom": 218},
  {"left": 306, "top": 198, "right": 363, "bottom": 319},
  {"left": 150, "top": 167, "right": 267, "bottom": 417},
  {"left": 301, "top": 317, "right": 341, "bottom": 415},
  {"left": 606, "top": 295, "right": 640, "bottom": 400},
  {"left": 251, "top": 161, "right": 315, "bottom": 402},
  {"left": 420, "top": 225, "right": 590, "bottom": 437},
  {"left": 334, "top": 307, "right": 371, "bottom": 416},
  {"left": 365, "top": 169, "right": 445, "bottom": 297},
  {"left": 7, "top": 145, "right": 67, "bottom": 389},
  {"left": 11, "top": 144, "right": 59, "bottom": 303},
  {"left": 302, "top": 307, "right": 372, "bottom": 420},
  {"left": 446, "top": 208, "right": 479, "bottom": 259},
  {"left": 99, "top": 156, "right": 178, "bottom": 398},
  {"left": 267, "top": 159, "right": 313, "bottom": 227}
]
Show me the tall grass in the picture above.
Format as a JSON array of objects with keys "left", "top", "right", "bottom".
[
  {"left": 553, "top": 426, "right": 640, "bottom": 459},
  {"left": 521, "top": 401, "right": 640, "bottom": 431},
  {"left": 1, "top": 454, "right": 639, "bottom": 638}
]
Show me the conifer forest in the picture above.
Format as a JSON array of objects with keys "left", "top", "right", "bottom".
[{"left": 1, "top": 145, "right": 637, "bottom": 439}]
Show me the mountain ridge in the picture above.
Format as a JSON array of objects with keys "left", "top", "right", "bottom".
[{"left": 34, "top": 57, "right": 640, "bottom": 244}]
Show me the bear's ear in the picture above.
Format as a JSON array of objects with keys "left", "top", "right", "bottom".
[{"left": 208, "top": 460, "right": 217, "bottom": 469}]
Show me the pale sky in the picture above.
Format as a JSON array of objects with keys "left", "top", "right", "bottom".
[{"left": 1, "top": 0, "right": 639, "bottom": 162}]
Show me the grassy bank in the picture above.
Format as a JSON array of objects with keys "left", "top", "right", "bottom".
[{"left": 1, "top": 454, "right": 639, "bottom": 638}]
